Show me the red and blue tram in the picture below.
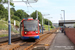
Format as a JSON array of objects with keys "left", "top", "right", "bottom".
[{"left": 20, "top": 17, "right": 40, "bottom": 40}]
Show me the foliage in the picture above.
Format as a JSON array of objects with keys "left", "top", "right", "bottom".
[
  {"left": 11, "top": 19, "right": 20, "bottom": 27},
  {"left": 11, "top": 19, "right": 14, "bottom": 24},
  {"left": 11, "top": 8, "right": 15, "bottom": 16},
  {"left": 44, "top": 19, "right": 48, "bottom": 25},
  {"left": 31, "top": 10, "right": 42, "bottom": 24},
  {"left": 0, "top": 19, "right": 19, "bottom": 33},
  {"left": 0, "top": 20, "right": 8, "bottom": 30},
  {"left": 11, "top": 15, "right": 21, "bottom": 21},
  {"left": 74, "top": 24, "right": 75, "bottom": 28},
  {"left": 51, "top": 25, "right": 54, "bottom": 28},
  {"left": 0, "top": 4, "right": 8, "bottom": 20},
  {"left": 16, "top": 20, "right": 20, "bottom": 27},
  {"left": 14, "top": 10, "right": 29, "bottom": 20},
  {"left": 11, "top": 8, "right": 16, "bottom": 13},
  {"left": 0, "top": 0, "right": 14, "bottom": 7},
  {"left": 44, "top": 24, "right": 52, "bottom": 30},
  {"left": 44, "top": 18, "right": 53, "bottom": 27}
]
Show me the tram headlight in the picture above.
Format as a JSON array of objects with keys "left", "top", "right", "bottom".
[
  {"left": 24, "top": 32, "right": 27, "bottom": 34},
  {"left": 36, "top": 32, "right": 38, "bottom": 33}
]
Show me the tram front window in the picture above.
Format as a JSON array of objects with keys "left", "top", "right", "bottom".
[{"left": 23, "top": 20, "right": 38, "bottom": 31}]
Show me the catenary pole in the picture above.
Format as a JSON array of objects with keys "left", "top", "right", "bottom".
[
  {"left": 36, "top": 10, "right": 38, "bottom": 20},
  {"left": 42, "top": 15, "right": 43, "bottom": 34},
  {"left": 8, "top": 0, "right": 11, "bottom": 45}
]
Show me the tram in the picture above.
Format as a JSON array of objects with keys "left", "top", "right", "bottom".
[{"left": 20, "top": 17, "right": 40, "bottom": 40}]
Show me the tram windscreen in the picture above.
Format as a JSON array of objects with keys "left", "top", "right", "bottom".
[{"left": 23, "top": 20, "right": 38, "bottom": 31}]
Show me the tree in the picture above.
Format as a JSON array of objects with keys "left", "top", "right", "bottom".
[
  {"left": 44, "top": 18, "right": 53, "bottom": 28},
  {"left": 44, "top": 19, "right": 48, "bottom": 25},
  {"left": 31, "top": 10, "right": 42, "bottom": 24},
  {"left": 0, "top": 4, "right": 8, "bottom": 19},
  {"left": 11, "top": 8, "right": 16, "bottom": 12},
  {"left": 10, "top": 8, "right": 16, "bottom": 16},
  {"left": 0, "top": 0, "right": 14, "bottom": 20},
  {"left": 14, "top": 10, "right": 28, "bottom": 20},
  {"left": 0, "top": 0, "right": 14, "bottom": 7}
]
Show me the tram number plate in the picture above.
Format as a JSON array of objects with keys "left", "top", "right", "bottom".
[{"left": 29, "top": 37, "right": 34, "bottom": 38}]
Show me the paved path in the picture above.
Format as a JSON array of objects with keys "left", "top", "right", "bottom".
[{"left": 49, "top": 32, "right": 75, "bottom": 50}]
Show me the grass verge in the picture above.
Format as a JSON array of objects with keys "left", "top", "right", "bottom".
[
  {"left": 0, "top": 34, "right": 8, "bottom": 37},
  {"left": 44, "top": 24, "right": 52, "bottom": 30}
]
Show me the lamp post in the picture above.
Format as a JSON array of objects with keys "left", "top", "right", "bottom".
[
  {"left": 61, "top": 10, "right": 65, "bottom": 28},
  {"left": 61, "top": 10, "right": 66, "bottom": 35},
  {"left": 60, "top": 14, "right": 63, "bottom": 20}
]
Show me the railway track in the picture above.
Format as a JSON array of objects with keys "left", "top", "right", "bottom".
[
  {"left": 8, "top": 29, "right": 57, "bottom": 50},
  {"left": 0, "top": 34, "right": 20, "bottom": 43},
  {"left": 0, "top": 29, "right": 58, "bottom": 50},
  {"left": 0, "top": 38, "right": 21, "bottom": 46}
]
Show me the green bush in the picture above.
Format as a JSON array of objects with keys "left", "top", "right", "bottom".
[
  {"left": 11, "top": 15, "right": 21, "bottom": 21},
  {"left": 11, "top": 19, "right": 20, "bottom": 27},
  {"left": 0, "top": 20, "right": 8, "bottom": 30},
  {"left": 51, "top": 26, "right": 54, "bottom": 28},
  {"left": 11, "top": 19, "right": 14, "bottom": 24},
  {"left": 0, "top": 19, "right": 19, "bottom": 33},
  {"left": 0, "top": 16, "right": 1, "bottom": 20},
  {"left": 16, "top": 20, "right": 20, "bottom": 27},
  {"left": 44, "top": 24, "right": 52, "bottom": 30}
]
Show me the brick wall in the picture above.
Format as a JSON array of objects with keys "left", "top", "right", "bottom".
[{"left": 65, "top": 28, "right": 75, "bottom": 44}]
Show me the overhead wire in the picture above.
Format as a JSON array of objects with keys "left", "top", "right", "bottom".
[
  {"left": 24, "top": 1, "right": 37, "bottom": 17},
  {"left": 25, "top": 1, "right": 30, "bottom": 17},
  {"left": 28, "top": 2, "right": 36, "bottom": 11}
]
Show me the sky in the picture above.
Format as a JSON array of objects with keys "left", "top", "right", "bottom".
[{"left": 4, "top": 0, "right": 75, "bottom": 23}]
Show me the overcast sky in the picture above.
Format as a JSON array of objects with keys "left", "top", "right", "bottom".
[{"left": 4, "top": 0, "right": 75, "bottom": 23}]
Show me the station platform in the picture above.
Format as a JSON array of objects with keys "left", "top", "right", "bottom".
[{"left": 49, "top": 32, "right": 75, "bottom": 50}]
